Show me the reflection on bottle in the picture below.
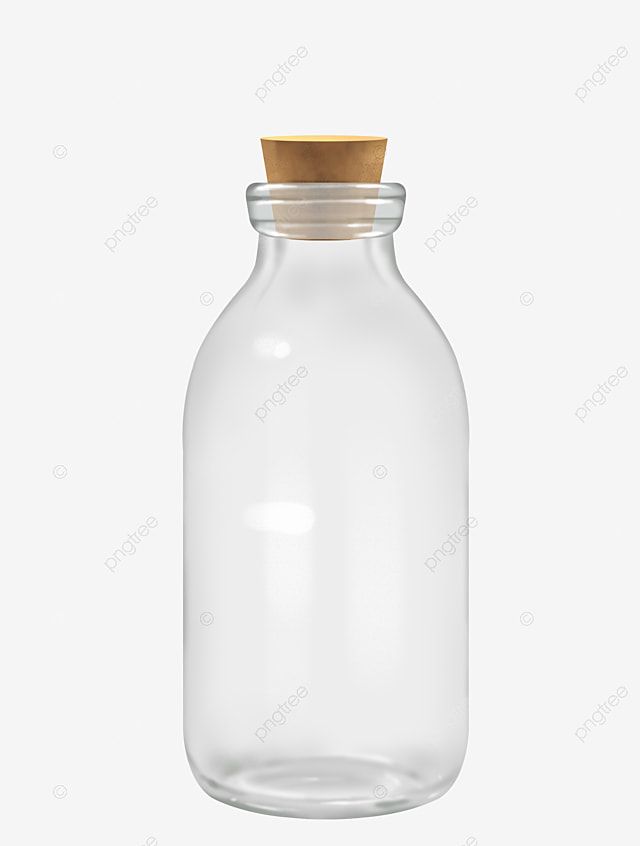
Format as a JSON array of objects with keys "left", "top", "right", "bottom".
[{"left": 244, "top": 501, "right": 315, "bottom": 535}]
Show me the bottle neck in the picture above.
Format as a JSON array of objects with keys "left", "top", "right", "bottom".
[
  {"left": 245, "top": 183, "right": 406, "bottom": 299},
  {"left": 254, "top": 233, "right": 401, "bottom": 283}
]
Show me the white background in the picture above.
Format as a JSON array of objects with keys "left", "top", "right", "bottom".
[{"left": 1, "top": 0, "right": 638, "bottom": 843}]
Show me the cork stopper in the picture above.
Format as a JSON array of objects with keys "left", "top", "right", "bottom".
[{"left": 261, "top": 135, "right": 387, "bottom": 183}]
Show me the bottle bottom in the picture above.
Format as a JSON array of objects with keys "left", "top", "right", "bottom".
[{"left": 192, "top": 755, "right": 458, "bottom": 819}]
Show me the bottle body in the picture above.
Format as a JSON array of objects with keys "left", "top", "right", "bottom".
[{"left": 184, "top": 189, "right": 469, "bottom": 818}]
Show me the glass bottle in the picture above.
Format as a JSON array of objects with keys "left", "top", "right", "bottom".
[{"left": 184, "top": 164, "right": 469, "bottom": 819}]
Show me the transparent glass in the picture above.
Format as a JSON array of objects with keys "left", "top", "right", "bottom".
[{"left": 183, "top": 183, "right": 469, "bottom": 818}]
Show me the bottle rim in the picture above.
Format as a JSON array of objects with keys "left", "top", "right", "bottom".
[{"left": 246, "top": 182, "right": 405, "bottom": 240}]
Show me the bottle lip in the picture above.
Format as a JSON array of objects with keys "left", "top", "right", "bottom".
[{"left": 246, "top": 182, "right": 406, "bottom": 240}]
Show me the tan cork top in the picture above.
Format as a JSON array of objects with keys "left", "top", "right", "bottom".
[{"left": 261, "top": 135, "right": 387, "bottom": 183}]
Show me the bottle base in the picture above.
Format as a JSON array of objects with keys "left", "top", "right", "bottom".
[{"left": 192, "top": 755, "right": 457, "bottom": 819}]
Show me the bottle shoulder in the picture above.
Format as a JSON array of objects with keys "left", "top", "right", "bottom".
[
  {"left": 187, "top": 276, "right": 465, "bottom": 420},
  {"left": 197, "top": 267, "right": 452, "bottom": 351}
]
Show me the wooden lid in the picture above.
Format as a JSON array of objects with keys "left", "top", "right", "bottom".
[{"left": 261, "top": 135, "right": 387, "bottom": 183}]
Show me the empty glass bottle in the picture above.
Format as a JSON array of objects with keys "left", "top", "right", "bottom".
[{"left": 184, "top": 144, "right": 469, "bottom": 819}]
